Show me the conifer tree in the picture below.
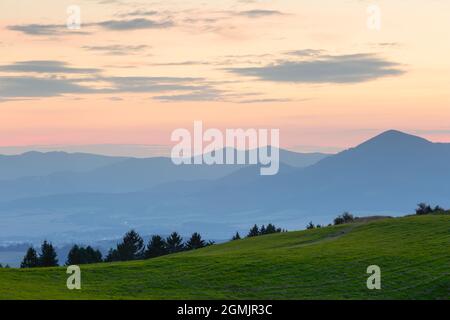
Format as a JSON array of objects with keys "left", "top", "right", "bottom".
[
  {"left": 260, "top": 225, "right": 266, "bottom": 235},
  {"left": 110, "top": 230, "right": 145, "bottom": 261},
  {"left": 145, "top": 235, "right": 167, "bottom": 258},
  {"left": 39, "top": 241, "right": 58, "bottom": 267},
  {"left": 185, "top": 232, "right": 206, "bottom": 250},
  {"left": 166, "top": 232, "right": 184, "bottom": 254},
  {"left": 21, "top": 247, "right": 39, "bottom": 268},
  {"left": 232, "top": 232, "right": 241, "bottom": 240},
  {"left": 247, "top": 224, "right": 259, "bottom": 237}
]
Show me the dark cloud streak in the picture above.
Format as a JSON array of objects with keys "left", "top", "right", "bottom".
[
  {"left": 8, "top": 18, "right": 174, "bottom": 36},
  {"left": 227, "top": 54, "right": 405, "bottom": 84},
  {"left": 237, "top": 10, "right": 285, "bottom": 18},
  {"left": 0, "top": 61, "right": 100, "bottom": 74}
]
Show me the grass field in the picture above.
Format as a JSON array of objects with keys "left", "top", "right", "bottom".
[{"left": 0, "top": 215, "right": 448, "bottom": 300}]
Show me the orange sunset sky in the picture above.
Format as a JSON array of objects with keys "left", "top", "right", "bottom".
[{"left": 0, "top": 0, "right": 449, "bottom": 155}]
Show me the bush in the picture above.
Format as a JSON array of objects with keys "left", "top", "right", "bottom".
[
  {"left": 416, "top": 203, "right": 448, "bottom": 215},
  {"left": 334, "top": 212, "right": 355, "bottom": 225},
  {"left": 416, "top": 203, "right": 433, "bottom": 215}
]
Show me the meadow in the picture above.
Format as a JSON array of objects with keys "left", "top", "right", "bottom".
[{"left": 0, "top": 215, "right": 448, "bottom": 300}]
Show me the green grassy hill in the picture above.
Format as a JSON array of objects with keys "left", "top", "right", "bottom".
[{"left": 0, "top": 215, "right": 448, "bottom": 300}]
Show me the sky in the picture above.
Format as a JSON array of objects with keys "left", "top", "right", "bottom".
[{"left": 0, "top": 0, "right": 449, "bottom": 155}]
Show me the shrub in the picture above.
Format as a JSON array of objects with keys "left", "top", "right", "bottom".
[
  {"left": 416, "top": 203, "right": 433, "bottom": 215},
  {"left": 334, "top": 212, "right": 355, "bottom": 225},
  {"left": 306, "top": 221, "right": 315, "bottom": 230}
]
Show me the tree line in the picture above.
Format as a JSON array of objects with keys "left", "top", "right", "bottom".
[
  {"left": 104, "top": 231, "right": 214, "bottom": 262},
  {"left": 10, "top": 203, "right": 447, "bottom": 268},
  {"left": 19, "top": 230, "right": 214, "bottom": 268},
  {"left": 305, "top": 203, "right": 449, "bottom": 230},
  {"left": 234, "top": 223, "right": 285, "bottom": 240},
  {"left": 20, "top": 241, "right": 58, "bottom": 268},
  {"left": 18, "top": 223, "right": 285, "bottom": 268},
  {"left": 415, "top": 203, "right": 448, "bottom": 215}
]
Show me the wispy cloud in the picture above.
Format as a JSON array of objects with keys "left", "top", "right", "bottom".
[
  {"left": 153, "top": 87, "right": 224, "bottom": 102},
  {"left": 149, "top": 61, "right": 211, "bottom": 66},
  {"left": 96, "top": 18, "right": 173, "bottom": 30},
  {"left": 8, "top": 18, "right": 174, "bottom": 36},
  {"left": 0, "top": 75, "right": 210, "bottom": 99},
  {"left": 0, "top": 59, "right": 212, "bottom": 99},
  {"left": 154, "top": 88, "right": 293, "bottom": 104},
  {"left": 0, "top": 76, "right": 96, "bottom": 98},
  {"left": 286, "top": 49, "right": 324, "bottom": 57},
  {"left": 82, "top": 44, "right": 150, "bottom": 55},
  {"left": 227, "top": 53, "right": 405, "bottom": 84},
  {"left": 0, "top": 61, "right": 100, "bottom": 74},
  {"left": 115, "top": 9, "right": 159, "bottom": 18},
  {"left": 8, "top": 24, "right": 88, "bottom": 36},
  {"left": 237, "top": 98, "right": 292, "bottom": 104},
  {"left": 237, "top": 10, "right": 285, "bottom": 18},
  {"left": 104, "top": 76, "right": 204, "bottom": 93}
]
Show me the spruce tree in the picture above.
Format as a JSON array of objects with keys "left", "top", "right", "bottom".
[
  {"left": 145, "top": 235, "right": 167, "bottom": 258},
  {"left": 21, "top": 247, "right": 39, "bottom": 268},
  {"left": 105, "top": 248, "right": 119, "bottom": 262},
  {"left": 85, "top": 246, "right": 102, "bottom": 263},
  {"left": 265, "top": 223, "right": 277, "bottom": 234},
  {"left": 66, "top": 245, "right": 82, "bottom": 265},
  {"left": 185, "top": 232, "right": 206, "bottom": 250},
  {"left": 107, "top": 230, "right": 145, "bottom": 262},
  {"left": 117, "top": 230, "right": 144, "bottom": 260},
  {"left": 39, "top": 241, "right": 58, "bottom": 267},
  {"left": 166, "top": 232, "right": 184, "bottom": 254},
  {"left": 247, "top": 224, "right": 259, "bottom": 237},
  {"left": 232, "top": 232, "right": 241, "bottom": 240},
  {"left": 260, "top": 225, "right": 266, "bottom": 235}
]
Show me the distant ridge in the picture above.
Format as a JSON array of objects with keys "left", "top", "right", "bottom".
[
  {"left": 0, "top": 151, "right": 127, "bottom": 180},
  {"left": 0, "top": 147, "right": 327, "bottom": 202},
  {"left": 0, "top": 130, "right": 449, "bottom": 242}
]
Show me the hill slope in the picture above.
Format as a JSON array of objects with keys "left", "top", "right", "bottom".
[{"left": 0, "top": 215, "right": 448, "bottom": 299}]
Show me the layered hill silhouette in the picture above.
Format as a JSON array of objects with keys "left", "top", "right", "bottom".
[
  {"left": 0, "top": 148, "right": 325, "bottom": 202},
  {"left": 0, "top": 130, "right": 449, "bottom": 243},
  {"left": 0, "top": 151, "right": 126, "bottom": 180}
]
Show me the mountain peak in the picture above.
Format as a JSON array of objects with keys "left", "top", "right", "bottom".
[
  {"left": 363, "top": 130, "right": 432, "bottom": 144},
  {"left": 358, "top": 130, "right": 431, "bottom": 149},
  {"left": 377, "top": 129, "right": 420, "bottom": 139},
  {"left": 379, "top": 129, "right": 409, "bottom": 137}
]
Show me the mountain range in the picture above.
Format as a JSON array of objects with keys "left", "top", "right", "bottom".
[{"left": 0, "top": 130, "right": 449, "bottom": 244}]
